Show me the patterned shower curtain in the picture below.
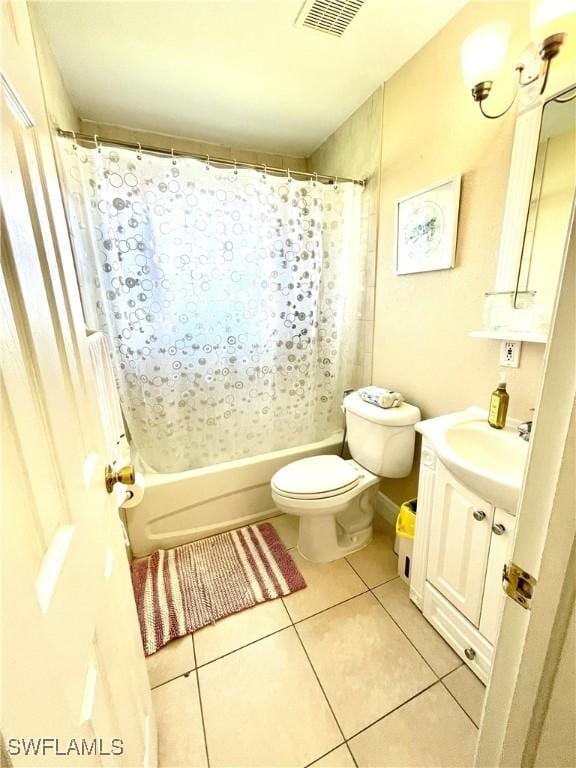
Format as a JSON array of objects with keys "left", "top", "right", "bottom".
[{"left": 59, "top": 140, "right": 367, "bottom": 472}]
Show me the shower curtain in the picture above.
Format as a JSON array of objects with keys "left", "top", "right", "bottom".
[{"left": 59, "top": 140, "right": 367, "bottom": 473}]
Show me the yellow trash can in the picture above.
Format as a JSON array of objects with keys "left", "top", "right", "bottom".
[{"left": 396, "top": 499, "right": 417, "bottom": 584}]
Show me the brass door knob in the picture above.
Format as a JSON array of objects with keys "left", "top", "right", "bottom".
[{"left": 105, "top": 464, "right": 135, "bottom": 494}]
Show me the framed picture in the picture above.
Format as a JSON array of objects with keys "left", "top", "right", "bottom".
[{"left": 395, "top": 175, "right": 461, "bottom": 275}]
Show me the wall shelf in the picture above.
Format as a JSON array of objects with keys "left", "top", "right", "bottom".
[{"left": 469, "top": 330, "right": 548, "bottom": 344}]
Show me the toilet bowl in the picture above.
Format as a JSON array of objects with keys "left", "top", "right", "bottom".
[
  {"left": 271, "top": 455, "right": 380, "bottom": 562},
  {"left": 270, "top": 391, "right": 421, "bottom": 563}
]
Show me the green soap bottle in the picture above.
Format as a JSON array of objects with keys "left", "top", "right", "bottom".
[{"left": 488, "top": 373, "right": 509, "bottom": 429}]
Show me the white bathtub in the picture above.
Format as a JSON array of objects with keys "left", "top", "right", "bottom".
[{"left": 126, "top": 432, "right": 342, "bottom": 557}]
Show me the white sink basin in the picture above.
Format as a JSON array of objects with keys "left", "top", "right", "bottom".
[{"left": 416, "top": 408, "right": 529, "bottom": 512}]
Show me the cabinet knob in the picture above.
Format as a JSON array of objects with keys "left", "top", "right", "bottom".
[
  {"left": 473, "top": 510, "right": 486, "bottom": 521},
  {"left": 464, "top": 647, "right": 476, "bottom": 660},
  {"left": 492, "top": 523, "right": 506, "bottom": 535}
]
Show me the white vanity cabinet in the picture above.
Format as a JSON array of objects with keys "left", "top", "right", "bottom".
[
  {"left": 479, "top": 508, "right": 517, "bottom": 645},
  {"left": 411, "top": 439, "right": 517, "bottom": 683},
  {"left": 427, "top": 462, "right": 493, "bottom": 625}
]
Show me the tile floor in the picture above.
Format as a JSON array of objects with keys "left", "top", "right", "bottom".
[{"left": 149, "top": 515, "right": 485, "bottom": 767}]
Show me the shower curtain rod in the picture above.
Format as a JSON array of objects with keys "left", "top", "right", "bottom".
[{"left": 56, "top": 129, "right": 366, "bottom": 186}]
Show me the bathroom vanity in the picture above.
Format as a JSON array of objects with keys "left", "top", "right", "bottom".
[{"left": 410, "top": 409, "right": 528, "bottom": 683}]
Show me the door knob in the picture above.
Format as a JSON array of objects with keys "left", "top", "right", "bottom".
[
  {"left": 105, "top": 464, "right": 135, "bottom": 494},
  {"left": 464, "top": 647, "right": 476, "bottom": 660},
  {"left": 473, "top": 510, "right": 486, "bottom": 521}
]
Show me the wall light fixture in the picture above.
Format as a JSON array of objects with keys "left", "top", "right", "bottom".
[{"left": 461, "top": 0, "right": 576, "bottom": 119}]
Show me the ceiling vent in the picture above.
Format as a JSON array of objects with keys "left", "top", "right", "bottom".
[{"left": 295, "top": 0, "right": 365, "bottom": 38}]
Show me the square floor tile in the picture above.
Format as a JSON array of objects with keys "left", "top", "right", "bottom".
[
  {"left": 152, "top": 674, "right": 207, "bottom": 767},
  {"left": 297, "top": 592, "right": 436, "bottom": 738},
  {"left": 198, "top": 627, "right": 341, "bottom": 767},
  {"left": 311, "top": 744, "right": 356, "bottom": 767},
  {"left": 146, "top": 635, "right": 195, "bottom": 689},
  {"left": 194, "top": 598, "right": 291, "bottom": 666},
  {"left": 349, "top": 683, "right": 478, "bottom": 767},
  {"left": 266, "top": 513, "right": 300, "bottom": 549},
  {"left": 345, "top": 527, "right": 397, "bottom": 588},
  {"left": 283, "top": 550, "right": 367, "bottom": 623},
  {"left": 443, "top": 665, "right": 486, "bottom": 726},
  {"left": 373, "top": 578, "right": 461, "bottom": 677}
]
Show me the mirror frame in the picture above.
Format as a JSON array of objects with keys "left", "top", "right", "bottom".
[{"left": 493, "top": 60, "right": 576, "bottom": 307}]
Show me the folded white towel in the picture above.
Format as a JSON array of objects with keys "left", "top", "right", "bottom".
[{"left": 358, "top": 386, "right": 404, "bottom": 409}]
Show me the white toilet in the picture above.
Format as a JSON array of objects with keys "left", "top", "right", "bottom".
[{"left": 271, "top": 391, "right": 421, "bottom": 562}]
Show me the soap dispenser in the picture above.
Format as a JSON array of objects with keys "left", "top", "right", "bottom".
[{"left": 488, "top": 373, "right": 509, "bottom": 429}]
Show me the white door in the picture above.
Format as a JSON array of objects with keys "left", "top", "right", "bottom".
[
  {"left": 479, "top": 508, "right": 517, "bottom": 645},
  {"left": 1, "top": 3, "right": 155, "bottom": 766},
  {"left": 475, "top": 209, "right": 575, "bottom": 763},
  {"left": 427, "top": 462, "right": 494, "bottom": 625}
]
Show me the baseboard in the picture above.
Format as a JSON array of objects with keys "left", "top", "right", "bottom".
[{"left": 373, "top": 490, "right": 399, "bottom": 528}]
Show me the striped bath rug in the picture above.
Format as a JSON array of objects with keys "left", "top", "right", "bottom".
[{"left": 131, "top": 522, "right": 306, "bottom": 655}]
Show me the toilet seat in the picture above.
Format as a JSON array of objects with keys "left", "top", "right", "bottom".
[{"left": 271, "top": 455, "right": 361, "bottom": 500}]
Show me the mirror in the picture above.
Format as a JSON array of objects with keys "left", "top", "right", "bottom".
[{"left": 515, "top": 93, "right": 576, "bottom": 310}]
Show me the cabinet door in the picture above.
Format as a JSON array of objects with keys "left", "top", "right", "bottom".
[
  {"left": 479, "top": 508, "right": 517, "bottom": 644},
  {"left": 427, "top": 463, "right": 494, "bottom": 625},
  {"left": 410, "top": 440, "right": 436, "bottom": 609}
]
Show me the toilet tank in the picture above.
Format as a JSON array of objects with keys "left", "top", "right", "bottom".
[{"left": 343, "top": 392, "right": 421, "bottom": 478}]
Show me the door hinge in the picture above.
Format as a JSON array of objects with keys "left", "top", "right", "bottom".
[{"left": 502, "top": 562, "right": 537, "bottom": 609}]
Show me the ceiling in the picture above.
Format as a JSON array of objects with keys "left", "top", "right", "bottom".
[{"left": 33, "top": 0, "right": 469, "bottom": 156}]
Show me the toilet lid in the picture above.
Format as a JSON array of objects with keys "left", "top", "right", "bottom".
[{"left": 272, "top": 455, "right": 360, "bottom": 497}]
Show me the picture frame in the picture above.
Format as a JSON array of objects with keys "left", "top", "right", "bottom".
[{"left": 395, "top": 175, "right": 461, "bottom": 275}]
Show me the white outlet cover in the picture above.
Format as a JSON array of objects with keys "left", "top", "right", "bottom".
[{"left": 500, "top": 340, "right": 522, "bottom": 368}]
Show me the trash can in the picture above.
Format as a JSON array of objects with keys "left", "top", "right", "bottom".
[{"left": 396, "top": 499, "right": 417, "bottom": 585}]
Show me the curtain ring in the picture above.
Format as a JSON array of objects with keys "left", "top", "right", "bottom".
[
  {"left": 205, "top": 154, "right": 210, "bottom": 171},
  {"left": 313, "top": 171, "right": 318, "bottom": 187},
  {"left": 171, "top": 147, "right": 176, "bottom": 166},
  {"left": 137, "top": 142, "right": 142, "bottom": 160},
  {"left": 334, "top": 175, "right": 339, "bottom": 189},
  {"left": 261, "top": 163, "right": 267, "bottom": 181},
  {"left": 287, "top": 168, "right": 292, "bottom": 183},
  {"left": 71, "top": 131, "right": 78, "bottom": 150},
  {"left": 233, "top": 158, "right": 238, "bottom": 176},
  {"left": 94, "top": 134, "right": 102, "bottom": 153}
]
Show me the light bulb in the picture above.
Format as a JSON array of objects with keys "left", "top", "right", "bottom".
[
  {"left": 530, "top": 0, "right": 576, "bottom": 58},
  {"left": 461, "top": 22, "right": 511, "bottom": 89},
  {"left": 530, "top": 0, "right": 576, "bottom": 39}
]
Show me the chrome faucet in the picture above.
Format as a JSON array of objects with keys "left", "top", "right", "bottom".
[
  {"left": 518, "top": 408, "right": 535, "bottom": 441},
  {"left": 518, "top": 420, "right": 533, "bottom": 442}
]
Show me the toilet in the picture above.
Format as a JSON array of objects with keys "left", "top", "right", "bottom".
[{"left": 271, "top": 391, "right": 421, "bottom": 562}]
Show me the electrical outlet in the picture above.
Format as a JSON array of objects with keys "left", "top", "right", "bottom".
[{"left": 500, "top": 340, "right": 522, "bottom": 368}]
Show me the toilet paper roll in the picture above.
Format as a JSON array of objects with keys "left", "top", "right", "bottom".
[{"left": 113, "top": 471, "right": 145, "bottom": 509}]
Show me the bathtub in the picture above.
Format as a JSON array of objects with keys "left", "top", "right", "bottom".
[{"left": 126, "top": 432, "right": 343, "bottom": 557}]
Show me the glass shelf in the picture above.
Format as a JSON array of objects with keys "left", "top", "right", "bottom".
[{"left": 469, "top": 330, "right": 548, "bottom": 343}]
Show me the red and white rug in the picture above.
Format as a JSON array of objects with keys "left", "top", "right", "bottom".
[{"left": 131, "top": 522, "right": 306, "bottom": 655}]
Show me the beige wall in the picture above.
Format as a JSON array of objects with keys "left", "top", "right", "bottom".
[
  {"left": 375, "top": 1, "right": 545, "bottom": 503},
  {"left": 309, "top": 86, "right": 383, "bottom": 180},
  {"left": 311, "top": 2, "right": 547, "bottom": 504},
  {"left": 534, "top": 606, "right": 576, "bottom": 767},
  {"left": 309, "top": 87, "right": 383, "bottom": 385},
  {"left": 79, "top": 119, "right": 308, "bottom": 172}
]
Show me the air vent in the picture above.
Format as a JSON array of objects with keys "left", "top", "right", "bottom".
[{"left": 295, "top": 0, "right": 365, "bottom": 38}]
